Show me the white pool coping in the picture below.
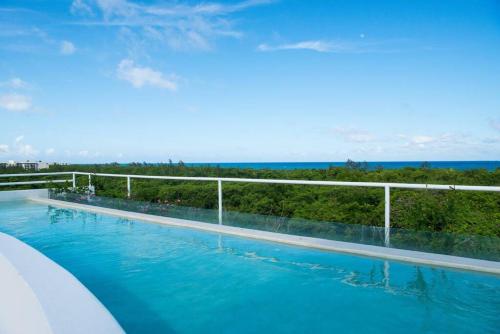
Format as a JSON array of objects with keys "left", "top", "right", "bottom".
[
  {"left": 29, "top": 197, "right": 500, "bottom": 275},
  {"left": 0, "top": 232, "right": 124, "bottom": 334}
]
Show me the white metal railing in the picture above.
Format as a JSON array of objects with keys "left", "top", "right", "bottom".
[
  {"left": 1, "top": 171, "right": 500, "bottom": 246},
  {"left": 0, "top": 172, "right": 73, "bottom": 187},
  {"left": 0, "top": 180, "right": 69, "bottom": 186}
]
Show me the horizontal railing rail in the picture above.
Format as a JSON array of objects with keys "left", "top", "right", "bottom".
[
  {"left": 1, "top": 171, "right": 499, "bottom": 247},
  {"left": 0, "top": 180, "right": 69, "bottom": 187},
  {"left": 0, "top": 172, "right": 74, "bottom": 178},
  {"left": 0, "top": 172, "right": 73, "bottom": 188}
]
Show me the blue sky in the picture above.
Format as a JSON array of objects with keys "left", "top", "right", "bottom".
[{"left": 1, "top": 0, "right": 499, "bottom": 163}]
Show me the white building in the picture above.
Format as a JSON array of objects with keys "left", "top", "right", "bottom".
[{"left": 0, "top": 160, "right": 53, "bottom": 171}]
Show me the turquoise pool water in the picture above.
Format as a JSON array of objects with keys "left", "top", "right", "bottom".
[{"left": 0, "top": 200, "right": 498, "bottom": 333}]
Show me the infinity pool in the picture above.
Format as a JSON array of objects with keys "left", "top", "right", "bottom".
[{"left": 0, "top": 200, "right": 498, "bottom": 333}]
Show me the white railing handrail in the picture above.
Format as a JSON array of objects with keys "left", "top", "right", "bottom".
[
  {"left": 0, "top": 172, "right": 74, "bottom": 178},
  {"left": 1, "top": 171, "right": 499, "bottom": 247},
  {"left": 0, "top": 180, "right": 69, "bottom": 187},
  {"left": 69, "top": 171, "right": 500, "bottom": 192}
]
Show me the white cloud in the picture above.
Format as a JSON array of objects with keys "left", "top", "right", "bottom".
[
  {"left": 482, "top": 136, "right": 500, "bottom": 144},
  {"left": 73, "top": 150, "right": 101, "bottom": 159},
  {"left": 117, "top": 59, "right": 178, "bottom": 91},
  {"left": 490, "top": 119, "right": 500, "bottom": 132},
  {"left": 70, "top": 0, "right": 275, "bottom": 51},
  {"left": 73, "top": 0, "right": 274, "bottom": 19},
  {"left": 45, "top": 148, "right": 55, "bottom": 155},
  {"left": 258, "top": 40, "right": 337, "bottom": 53},
  {"left": 60, "top": 40, "right": 76, "bottom": 55},
  {"left": 70, "top": 0, "right": 94, "bottom": 16},
  {"left": 333, "top": 127, "right": 375, "bottom": 143},
  {"left": 0, "top": 26, "right": 77, "bottom": 56},
  {"left": 0, "top": 144, "right": 9, "bottom": 154},
  {"left": 411, "top": 135, "right": 435, "bottom": 145},
  {"left": 0, "top": 77, "right": 28, "bottom": 89},
  {"left": 13, "top": 135, "right": 38, "bottom": 156},
  {"left": 257, "top": 38, "right": 411, "bottom": 54},
  {"left": 18, "top": 143, "right": 38, "bottom": 156},
  {"left": 0, "top": 93, "right": 32, "bottom": 111},
  {"left": 184, "top": 105, "right": 200, "bottom": 113},
  {"left": 399, "top": 133, "right": 468, "bottom": 150},
  {"left": 191, "top": 0, "right": 275, "bottom": 15},
  {"left": 399, "top": 134, "right": 436, "bottom": 149}
]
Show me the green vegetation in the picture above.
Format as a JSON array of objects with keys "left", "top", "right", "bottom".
[
  {"left": 38, "top": 162, "right": 499, "bottom": 238},
  {"left": 2, "top": 162, "right": 499, "bottom": 260}
]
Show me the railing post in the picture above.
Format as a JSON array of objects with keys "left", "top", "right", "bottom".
[
  {"left": 72, "top": 173, "right": 76, "bottom": 190},
  {"left": 218, "top": 179, "right": 223, "bottom": 224},
  {"left": 127, "top": 176, "right": 131, "bottom": 198},
  {"left": 88, "top": 174, "right": 92, "bottom": 195},
  {"left": 384, "top": 185, "right": 390, "bottom": 247}
]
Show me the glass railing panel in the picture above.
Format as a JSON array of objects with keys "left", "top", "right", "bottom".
[
  {"left": 48, "top": 191, "right": 500, "bottom": 261},
  {"left": 48, "top": 191, "right": 219, "bottom": 223}
]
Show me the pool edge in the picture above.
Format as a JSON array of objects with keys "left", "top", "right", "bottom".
[
  {"left": 28, "top": 197, "right": 500, "bottom": 275},
  {"left": 0, "top": 231, "right": 125, "bottom": 334}
]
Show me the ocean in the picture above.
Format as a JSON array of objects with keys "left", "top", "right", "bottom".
[{"left": 184, "top": 161, "right": 500, "bottom": 171}]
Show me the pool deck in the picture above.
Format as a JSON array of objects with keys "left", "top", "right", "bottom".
[
  {"left": 0, "top": 231, "right": 124, "bottom": 334},
  {"left": 28, "top": 197, "right": 500, "bottom": 275}
]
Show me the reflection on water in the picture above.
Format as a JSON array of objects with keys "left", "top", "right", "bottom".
[
  {"left": 48, "top": 206, "right": 100, "bottom": 225},
  {"left": 47, "top": 205, "right": 456, "bottom": 300}
]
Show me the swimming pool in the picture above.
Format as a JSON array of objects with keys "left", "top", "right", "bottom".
[{"left": 0, "top": 200, "right": 498, "bottom": 333}]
